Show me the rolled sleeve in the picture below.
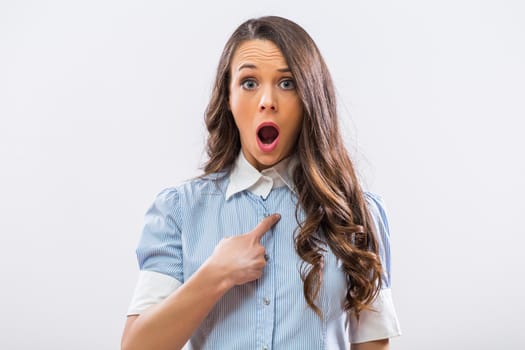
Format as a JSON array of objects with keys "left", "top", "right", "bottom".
[
  {"left": 127, "top": 188, "right": 184, "bottom": 315},
  {"left": 127, "top": 270, "right": 182, "bottom": 315},
  {"left": 349, "top": 288, "right": 401, "bottom": 343},
  {"left": 349, "top": 193, "right": 402, "bottom": 343}
]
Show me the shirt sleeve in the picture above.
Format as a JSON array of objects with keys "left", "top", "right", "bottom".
[
  {"left": 127, "top": 188, "right": 184, "bottom": 316},
  {"left": 348, "top": 192, "right": 402, "bottom": 343}
]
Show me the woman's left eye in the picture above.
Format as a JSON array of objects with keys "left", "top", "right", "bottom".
[{"left": 279, "top": 79, "right": 296, "bottom": 90}]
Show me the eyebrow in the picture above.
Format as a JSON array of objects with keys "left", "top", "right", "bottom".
[{"left": 237, "top": 63, "right": 291, "bottom": 73}]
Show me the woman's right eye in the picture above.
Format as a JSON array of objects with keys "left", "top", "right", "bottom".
[{"left": 241, "top": 79, "right": 258, "bottom": 90}]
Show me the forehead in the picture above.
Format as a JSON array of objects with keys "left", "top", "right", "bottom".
[{"left": 230, "top": 39, "right": 288, "bottom": 70}]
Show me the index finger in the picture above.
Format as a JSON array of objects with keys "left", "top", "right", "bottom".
[{"left": 249, "top": 213, "right": 281, "bottom": 242}]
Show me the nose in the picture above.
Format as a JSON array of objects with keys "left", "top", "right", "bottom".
[{"left": 259, "top": 87, "right": 277, "bottom": 113}]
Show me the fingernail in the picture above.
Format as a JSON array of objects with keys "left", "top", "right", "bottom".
[{"left": 274, "top": 214, "right": 281, "bottom": 220}]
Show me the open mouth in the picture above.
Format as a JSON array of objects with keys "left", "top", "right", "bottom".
[
  {"left": 256, "top": 122, "right": 280, "bottom": 152},
  {"left": 258, "top": 125, "right": 279, "bottom": 144}
]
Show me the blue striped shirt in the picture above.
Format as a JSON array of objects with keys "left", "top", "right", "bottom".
[{"left": 127, "top": 153, "right": 401, "bottom": 349}]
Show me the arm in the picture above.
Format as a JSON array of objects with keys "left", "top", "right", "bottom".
[
  {"left": 121, "top": 214, "right": 280, "bottom": 350},
  {"left": 348, "top": 194, "right": 401, "bottom": 346},
  {"left": 351, "top": 338, "right": 389, "bottom": 350},
  {"left": 122, "top": 261, "right": 231, "bottom": 350}
]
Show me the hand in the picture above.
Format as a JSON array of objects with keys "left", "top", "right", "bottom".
[{"left": 206, "top": 214, "right": 281, "bottom": 288}]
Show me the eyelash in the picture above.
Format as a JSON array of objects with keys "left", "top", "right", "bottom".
[{"left": 240, "top": 78, "right": 296, "bottom": 90}]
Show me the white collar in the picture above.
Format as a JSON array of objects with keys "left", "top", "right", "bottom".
[{"left": 225, "top": 151, "right": 297, "bottom": 200}]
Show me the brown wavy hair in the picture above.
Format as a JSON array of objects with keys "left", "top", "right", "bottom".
[{"left": 202, "top": 16, "right": 382, "bottom": 319}]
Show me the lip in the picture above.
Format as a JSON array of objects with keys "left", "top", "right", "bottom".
[{"left": 256, "top": 121, "right": 280, "bottom": 153}]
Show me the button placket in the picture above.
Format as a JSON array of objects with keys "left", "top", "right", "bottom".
[{"left": 255, "top": 194, "right": 275, "bottom": 350}]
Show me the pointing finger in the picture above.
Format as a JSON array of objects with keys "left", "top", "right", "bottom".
[{"left": 250, "top": 214, "right": 281, "bottom": 242}]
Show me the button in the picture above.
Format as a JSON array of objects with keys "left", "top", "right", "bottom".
[
  {"left": 263, "top": 297, "right": 270, "bottom": 305},
  {"left": 264, "top": 254, "right": 269, "bottom": 261},
  {"left": 262, "top": 346, "right": 268, "bottom": 350}
]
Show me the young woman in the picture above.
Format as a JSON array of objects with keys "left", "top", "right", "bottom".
[{"left": 122, "top": 16, "right": 401, "bottom": 350}]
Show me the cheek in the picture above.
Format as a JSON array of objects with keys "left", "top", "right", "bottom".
[
  {"left": 230, "top": 96, "right": 257, "bottom": 133},
  {"left": 230, "top": 108, "right": 251, "bottom": 139},
  {"left": 230, "top": 113, "right": 244, "bottom": 136},
  {"left": 285, "top": 108, "right": 303, "bottom": 138},
  {"left": 229, "top": 95, "right": 248, "bottom": 120},
  {"left": 228, "top": 95, "right": 242, "bottom": 125},
  {"left": 286, "top": 98, "right": 303, "bottom": 128},
  {"left": 281, "top": 119, "right": 303, "bottom": 147}
]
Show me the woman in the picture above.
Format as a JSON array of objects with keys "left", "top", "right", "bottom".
[{"left": 122, "top": 16, "right": 401, "bottom": 350}]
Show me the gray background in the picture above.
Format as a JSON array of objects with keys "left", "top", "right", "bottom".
[{"left": 1, "top": 0, "right": 524, "bottom": 349}]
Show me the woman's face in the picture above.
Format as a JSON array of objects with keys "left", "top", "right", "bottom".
[{"left": 228, "top": 39, "right": 303, "bottom": 171}]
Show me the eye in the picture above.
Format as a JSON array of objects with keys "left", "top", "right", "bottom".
[
  {"left": 241, "top": 79, "right": 258, "bottom": 90},
  {"left": 279, "top": 78, "right": 296, "bottom": 90}
]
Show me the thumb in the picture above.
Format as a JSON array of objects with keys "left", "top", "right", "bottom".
[{"left": 250, "top": 214, "right": 281, "bottom": 242}]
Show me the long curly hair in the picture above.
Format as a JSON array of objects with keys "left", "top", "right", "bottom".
[{"left": 202, "top": 16, "right": 382, "bottom": 319}]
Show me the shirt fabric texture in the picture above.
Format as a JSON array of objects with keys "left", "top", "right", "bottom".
[{"left": 127, "top": 152, "right": 401, "bottom": 349}]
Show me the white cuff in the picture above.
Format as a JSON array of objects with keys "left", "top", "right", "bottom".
[
  {"left": 126, "top": 270, "right": 182, "bottom": 315},
  {"left": 349, "top": 288, "right": 402, "bottom": 343}
]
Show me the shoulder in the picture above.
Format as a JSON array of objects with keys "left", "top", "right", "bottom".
[
  {"left": 363, "top": 191, "right": 391, "bottom": 235},
  {"left": 363, "top": 192, "right": 388, "bottom": 217},
  {"left": 154, "top": 171, "right": 229, "bottom": 204}
]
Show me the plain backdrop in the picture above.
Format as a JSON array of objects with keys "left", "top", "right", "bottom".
[{"left": 1, "top": 1, "right": 524, "bottom": 349}]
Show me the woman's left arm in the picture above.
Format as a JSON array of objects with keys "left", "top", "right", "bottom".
[
  {"left": 348, "top": 194, "right": 401, "bottom": 347},
  {"left": 351, "top": 338, "right": 389, "bottom": 350}
]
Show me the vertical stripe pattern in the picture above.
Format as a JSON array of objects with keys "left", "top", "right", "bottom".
[{"left": 135, "top": 173, "right": 396, "bottom": 349}]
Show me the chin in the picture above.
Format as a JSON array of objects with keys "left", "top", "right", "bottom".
[{"left": 255, "top": 153, "right": 283, "bottom": 168}]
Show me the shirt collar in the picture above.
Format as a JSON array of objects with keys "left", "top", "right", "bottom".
[{"left": 225, "top": 151, "right": 297, "bottom": 200}]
